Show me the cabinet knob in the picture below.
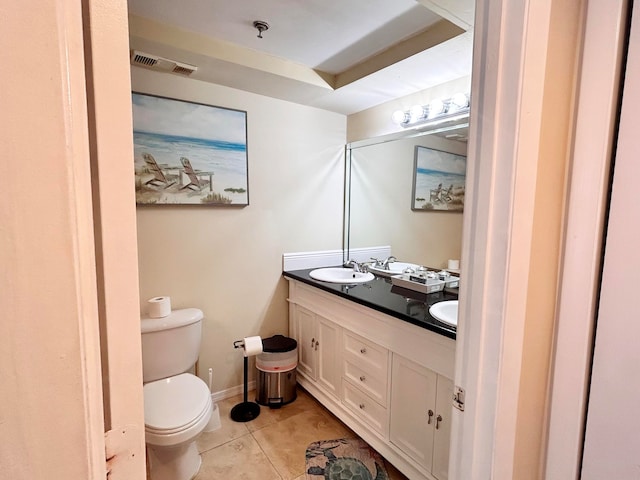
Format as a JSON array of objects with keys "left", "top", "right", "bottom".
[
  {"left": 315, "top": 341, "right": 319, "bottom": 351},
  {"left": 359, "top": 375, "right": 366, "bottom": 382},
  {"left": 359, "top": 403, "right": 365, "bottom": 410},
  {"left": 436, "top": 414, "right": 443, "bottom": 430},
  {"left": 360, "top": 347, "right": 367, "bottom": 354},
  {"left": 427, "top": 409, "right": 434, "bottom": 424},
  {"left": 311, "top": 338, "right": 315, "bottom": 348}
]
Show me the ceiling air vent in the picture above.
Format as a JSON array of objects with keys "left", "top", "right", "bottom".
[
  {"left": 172, "top": 63, "right": 197, "bottom": 76},
  {"left": 131, "top": 51, "right": 158, "bottom": 67},
  {"left": 130, "top": 50, "right": 197, "bottom": 77}
]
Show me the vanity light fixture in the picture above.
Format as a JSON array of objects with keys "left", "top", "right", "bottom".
[{"left": 392, "top": 93, "right": 470, "bottom": 128}]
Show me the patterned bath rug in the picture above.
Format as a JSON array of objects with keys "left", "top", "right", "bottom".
[{"left": 305, "top": 438, "right": 389, "bottom": 480}]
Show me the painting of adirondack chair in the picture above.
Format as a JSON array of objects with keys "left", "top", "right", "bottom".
[
  {"left": 142, "top": 153, "right": 178, "bottom": 188},
  {"left": 442, "top": 184, "right": 454, "bottom": 203},
  {"left": 180, "top": 157, "right": 214, "bottom": 192},
  {"left": 132, "top": 92, "right": 249, "bottom": 205},
  {"left": 429, "top": 183, "right": 444, "bottom": 204},
  {"left": 412, "top": 146, "right": 466, "bottom": 212}
]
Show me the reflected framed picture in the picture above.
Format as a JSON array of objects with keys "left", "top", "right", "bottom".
[
  {"left": 411, "top": 145, "right": 466, "bottom": 212},
  {"left": 132, "top": 92, "right": 249, "bottom": 206}
]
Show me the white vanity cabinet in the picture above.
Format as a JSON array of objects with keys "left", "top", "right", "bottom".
[
  {"left": 390, "top": 354, "right": 454, "bottom": 480},
  {"left": 290, "top": 304, "right": 341, "bottom": 398},
  {"left": 286, "top": 278, "right": 456, "bottom": 480}
]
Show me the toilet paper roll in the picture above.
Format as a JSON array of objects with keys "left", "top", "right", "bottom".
[
  {"left": 147, "top": 296, "right": 171, "bottom": 318},
  {"left": 448, "top": 259, "right": 460, "bottom": 271},
  {"left": 242, "top": 336, "right": 263, "bottom": 357}
]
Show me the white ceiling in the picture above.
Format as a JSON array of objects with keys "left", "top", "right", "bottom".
[{"left": 127, "top": 0, "right": 474, "bottom": 115}]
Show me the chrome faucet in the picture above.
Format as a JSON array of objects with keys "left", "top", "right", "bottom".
[
  {"left": 345, "top": 259, "right": 362, "bottom": 272},
  {"left": 370, "top": 257, "right": 383, "bottom": 267},
  {"left": 381, "top": 256, "right": 397, "bottom": 270}
]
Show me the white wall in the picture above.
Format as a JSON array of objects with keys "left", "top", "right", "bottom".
[{"left": 132, "top": 67, "right": 346, "bottom": 392}]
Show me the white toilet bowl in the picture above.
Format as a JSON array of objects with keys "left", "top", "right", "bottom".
[{"left": 144, "top": 373, "right": 213, "bottom": 480}]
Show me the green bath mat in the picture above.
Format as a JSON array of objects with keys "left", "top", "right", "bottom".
[{"left": 305, "top": 438, "right": 389, "bottom": 480}]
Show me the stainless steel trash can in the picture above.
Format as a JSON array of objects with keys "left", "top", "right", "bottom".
[{"left": 255, "top": 335, "right": 297, "bottom": 408}]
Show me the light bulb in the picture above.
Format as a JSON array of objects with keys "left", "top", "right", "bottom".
[
  {"left": 391, "top": 110, "right": 409, "bottom": 125},
  {"left": 450, "top": 93, "right": 469, "bottom": 111},
  {"left": 428, "top": 99, "right": 446, "bottom": 118},
  {"left": 409, "top": 105, "right": 427, "bottom": 123}
]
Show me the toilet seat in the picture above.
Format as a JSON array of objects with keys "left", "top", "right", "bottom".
[{"left": 144, "top": 373, "right": 212, "bottom": 446}]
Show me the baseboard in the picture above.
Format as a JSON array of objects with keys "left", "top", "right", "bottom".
[{"left": 211, "top": 380, "right": 256, "bottom": 403}]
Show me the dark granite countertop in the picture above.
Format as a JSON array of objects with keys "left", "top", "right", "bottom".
[{"left": 283, "top": 267, "right": 457, "bottom": 340}]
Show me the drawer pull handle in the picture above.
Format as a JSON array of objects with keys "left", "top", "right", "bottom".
[
  {"left": 359, "top": 375, "right": 366, "bottom": 382},
  {"left": 360, "top": 348, "right": 367, "bottom": 354},
  {"left": 359, "top": 403, "right": 365, "bottom": 410},
  {"left": 436, "top": 414, "right": 443, "bottom": 430},
  {"left": 315, "top": 340, "right": 319, "bottom": 351},
  {"left": 427, "top": 409, "right": 434, "bottom": 424},
  {"left": 311, "top": 338, "right": 315, "bottom": 348}
]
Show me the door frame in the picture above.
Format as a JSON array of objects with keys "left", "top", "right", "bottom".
[
  {"left": 449, "top": 0, "right": 627, "bottom": 478},
  {"left": 544, "top": 1, "right": 629, "bottom": 478},
  {"left": 63, "top": 0, "right": 630, "bottom": 477},
  {"left": 571, "top": 0, "right": 638, "bottom": 476},
  {"left": 83, "top": 0, "right": 147, "bottom": 476}
]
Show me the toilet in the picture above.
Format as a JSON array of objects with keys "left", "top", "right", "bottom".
[{"left": 141, "top": 308, "right": 213, "bottom": 480}]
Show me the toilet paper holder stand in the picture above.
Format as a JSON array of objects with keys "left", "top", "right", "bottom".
[{"left": 230, "top": 338, "right": 262, "bottom": 422}]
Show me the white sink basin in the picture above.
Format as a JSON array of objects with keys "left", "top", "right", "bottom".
[
  {"left": 429, "top": 300, "right": 458, "bottom": 327},
  {"left": 309, "top": 268, "right": 375, "bottom": 284},
  {"left": 368, "top": 262, "right": 421, "bottom": 277}
]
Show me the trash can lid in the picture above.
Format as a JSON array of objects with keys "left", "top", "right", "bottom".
[{"left": 261, "top": 334, "right": 297, "bottom": 353}]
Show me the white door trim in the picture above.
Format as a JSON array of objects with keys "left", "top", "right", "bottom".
[
  {"left": 450, "top": 0, "right": 586, "bottom": 478},
  {"left": 580, "top": 3, "right": 640, "bottom": 474},
  {"left": 83, "top": 0, "right": 147, "bottom": 476},
  {"left": 544, "top": 1, "right": 629, "bottom": 478}
]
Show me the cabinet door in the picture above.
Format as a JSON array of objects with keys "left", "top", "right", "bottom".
[
  {"left": 432, "top": 375, "right": 453, "bottom": 480},
  {"left": 390, "top": 354, "right": 437, "bottom": 471},
  {"left": 317, "top": 316, "right": 341, "bottom": 398},
  {"left": 295, "top": 306, "right": 317, "bottom": 380}
]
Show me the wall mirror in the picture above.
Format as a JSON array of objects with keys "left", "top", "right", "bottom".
[{"left": 344, "top": 121, "right": 469, "bottom": 269}]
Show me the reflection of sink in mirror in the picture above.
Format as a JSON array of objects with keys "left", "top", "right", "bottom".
[
  {"left": 429, "top": 300, "right": 458, "bottom": 327},
  {"left": 309, "top": 268, "right": 375, "bottom": 284},
  {"left": 368, "top": 262, "right": 421, "bottom": 277}
]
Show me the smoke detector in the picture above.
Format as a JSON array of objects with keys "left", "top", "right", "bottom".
[{"left": 130, "top": 50, "right": 198, "bottom": 77}]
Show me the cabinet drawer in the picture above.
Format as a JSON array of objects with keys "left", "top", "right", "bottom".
[
  {"left": 342, "top": 379, "right": 388, "bottom": 436},
  {"left": 343, "top": 331, "right": 389, "bottom": 379},
  {"left": 343, "top": 358, "right": 387, "bottom": 406}
]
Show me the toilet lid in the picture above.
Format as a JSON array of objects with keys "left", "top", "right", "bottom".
[{"left": 144, "top": 373, "right": 210, "bottom": 432}]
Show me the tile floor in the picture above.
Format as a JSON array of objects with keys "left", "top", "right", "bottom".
[{"left": 192, "top": 387, "right": 409, "bottom": 480}]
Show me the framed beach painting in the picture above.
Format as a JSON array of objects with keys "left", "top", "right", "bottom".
[
  {"left": 132, "top": 92, "right": 249, "bottom": 206},
  {"left": 411, "top": 145, "right": 466, "bottom": 212}
]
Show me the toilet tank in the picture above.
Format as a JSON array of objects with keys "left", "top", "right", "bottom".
[{"left": 141, "top": 308, "right": 204, "bottom": 383}]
